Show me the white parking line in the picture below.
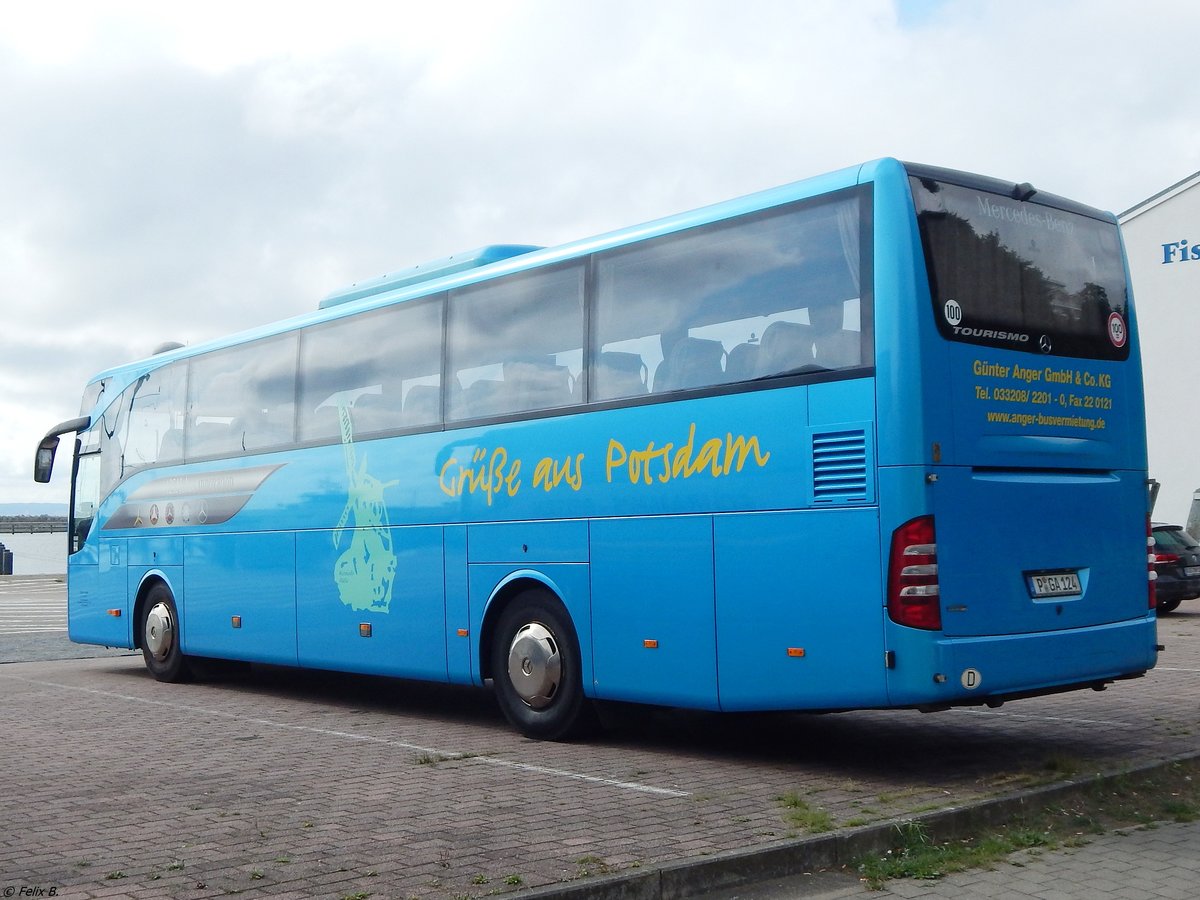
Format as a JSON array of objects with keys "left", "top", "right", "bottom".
[
  {"left": 0, "top": 589, "right": 67, "bottom": 635},
  {"left": 0, "top": 630, "right": 67, "bottom": 636},
  {"left": 0, "top": 673, "right": 691, "bottom": 799}
]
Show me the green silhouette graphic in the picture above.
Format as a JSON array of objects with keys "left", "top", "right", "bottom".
[{"left": 332, "top": 397, "right": 398, "bottom": 612}]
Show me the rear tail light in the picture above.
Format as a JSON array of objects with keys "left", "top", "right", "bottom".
[
  {"left": 888, "top": 516, "right": 941, "bottom": 630},
  {"left": 1148, "top": 516, "right": 1157, "bottom": 610},
  {"left": 1154, "top": 553, "right": 1180, "bottom": 564}
]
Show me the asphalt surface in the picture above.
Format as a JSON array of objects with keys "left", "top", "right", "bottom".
[{"left": 1, "top": 575, "right": 1199, "bottom": 899}]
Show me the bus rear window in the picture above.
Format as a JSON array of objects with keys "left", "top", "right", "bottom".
[{"left": 910, "top": 176, "right": 1129, "bottom": 360}]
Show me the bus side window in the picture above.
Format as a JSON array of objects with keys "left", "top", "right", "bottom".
[
  {"left": 186, "top": 334, "right": 297, "bottom": 458},
  {"left": 304, "top": 405, "right": 341, "bottom": 442},
  {"left": 114, "top": 363, "right": 187, "bottom": 477},
  {"left": 234, "top": 406, "right": 296, "bottom": 452},
  {"left": 298, "top": 297, "right": 444, "bottom": 440},
  {"left": 447, "top": 264, "right": 584, "bottom": 422},
  {"left": 594, "top": 189, "right": 868, "bottom": 398},
  {"left": 401, "top": 384, "right": 440, "bottom": 427}
]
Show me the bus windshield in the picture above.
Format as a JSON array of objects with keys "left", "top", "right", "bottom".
[{"left": 910, "top": 175, "right": 1129, "bottom": 361}]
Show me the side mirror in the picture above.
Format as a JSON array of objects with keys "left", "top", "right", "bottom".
[
  {"left": 33, "top": 416, "right": 91, "bottom": 484},
  {"left": 34, "top": 437, "right": 59, "bottom": 483}
]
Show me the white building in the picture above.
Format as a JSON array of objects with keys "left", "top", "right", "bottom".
[{"left": 1119, "top": 172, "right": 1200, "bottom": 527}]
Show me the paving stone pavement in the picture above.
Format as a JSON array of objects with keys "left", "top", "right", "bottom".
[
  {"left": 1, "top": 577, "right": 1199, "bottom": 899},
  {"left": 879, "top": 821, "right": 1200, "bottom": 900},
  {"left": 697, "top": 819, "right": 1200, "bottom": 899}
]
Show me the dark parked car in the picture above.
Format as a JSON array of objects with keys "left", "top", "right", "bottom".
[{"left": 1152, "top": 523, "right": 1200, "bottom": 614}]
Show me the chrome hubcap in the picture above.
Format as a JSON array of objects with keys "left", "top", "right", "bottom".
[
  {"left": 506, "top": 622, "right": 561, "bottom": 709},
  {"left": 145, "top": 602, "right": 174, "bottom": 661}
]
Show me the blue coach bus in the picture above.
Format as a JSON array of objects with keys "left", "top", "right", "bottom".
[{"left": 35, "top": 158, "right": 1156, "bottom": 739}]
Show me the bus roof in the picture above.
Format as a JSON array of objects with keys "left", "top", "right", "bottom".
[{"left": 318, "top": 244, "right": 543, "bottom": 309}]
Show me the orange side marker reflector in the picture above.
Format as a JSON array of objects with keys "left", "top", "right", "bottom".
[
  {"left": 231, "top": 616, "right": 242, "bottom": 629},
  {"left": 359, "top": 623, "right": 372, "bottom": 638},
  {"left": 644, "top": 639, "right": 659, "bottom": 649},
  {"left": 106, "top": 609, "right": 122, "bottom": 617},
  {"left": 456, "top": 628, "right": 469, "bottom": 637},
  {"left": 787, "top": 647, "right": 805, "bottom": 658}
]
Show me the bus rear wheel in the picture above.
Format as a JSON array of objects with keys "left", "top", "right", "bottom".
[
  {"left": 491, "top": 590, "right": 592, "bottom": 741},
  {"left": 141, "top": 583, "right": 190, "bottom": 683}
]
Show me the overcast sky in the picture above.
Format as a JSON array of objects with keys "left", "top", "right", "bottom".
[{"left": 3, "top": 0, "right": 1198, "bottom": 516}]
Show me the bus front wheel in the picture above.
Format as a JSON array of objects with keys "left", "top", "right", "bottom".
[
  {"left": 141, "top": 584, "right": 190, "bottom": 683},
  {"left": 491, "top": 590, "right": 592, "bottom": 741}
]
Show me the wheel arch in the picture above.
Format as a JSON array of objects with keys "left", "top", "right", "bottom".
[
  {"left": 478, "top": 570, "right": 571, "bottom": 683},
  {"left": 131, "top": 570, "right": 179, "bottom": 651}
]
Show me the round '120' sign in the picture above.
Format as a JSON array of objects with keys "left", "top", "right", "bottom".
[{"left": 1108, "top": 312, "right": 1127, "bottom": 348}]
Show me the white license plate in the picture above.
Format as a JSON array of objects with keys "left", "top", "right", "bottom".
[
  {"left": 1185, "top": 566, "right": 1200, "bottom": 577},
  {"left": 1029, "top": 571, "right": 1082, "bottom": 598}
]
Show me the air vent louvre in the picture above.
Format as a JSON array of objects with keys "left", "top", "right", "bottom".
[{"left": 812, "top": 429, "right": 868, "bottom": 502}]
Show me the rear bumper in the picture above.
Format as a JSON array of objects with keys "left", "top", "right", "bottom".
[
  {"left": 1155, "top": 576, "right": 1200, "bottom": 603},
  {"left": 886, "top": 615, "right": 1158, "bottom": 707}
]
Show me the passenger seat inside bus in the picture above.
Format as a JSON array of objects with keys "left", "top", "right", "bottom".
[
  {"left": 503, "top": 358, "right": 572, "bottom": 413},
  {"left": 158, "top": 428, "right": 184, "bottom": 463},
  {"left": 350, "top": 393, "right": 399, "bottom": 435},
  {"left": 654, "top": 336, "right": 726, "bottom": 392},
  {"left": 808, "top": 300, "right": 861, "bottom": 369},
  {"left": 811, "top": 329, "right": 861, "bottom": 369},
  {"left": 756, "top": 321, "right": 813, "bottom": 377},
  {"left": 724, "top": 342, "right": 760, "bottom": 382},
  {"left": 595, "top": 351, "right": 649, "bottom": 399},
  {"left": 461, "top": 379, "right": 505, "bottom": 419},
  {"left": 186, "top": 420, "right": 231, "bottom": 457}
]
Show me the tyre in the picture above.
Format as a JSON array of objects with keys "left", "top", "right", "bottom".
[
  {"left": 1156, "top": 598, "right": 1182, "bottom": 615},
  {"left": 490, "top": 589, "right": 593, "bottom": 741},
  {"left": 140, "top": 583, "right": 191, "bottom": 682}
]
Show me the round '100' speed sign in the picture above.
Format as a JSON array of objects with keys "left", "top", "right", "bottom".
[{"left": 1108, "top": 312, "right": 1127, "bottom": 348}]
